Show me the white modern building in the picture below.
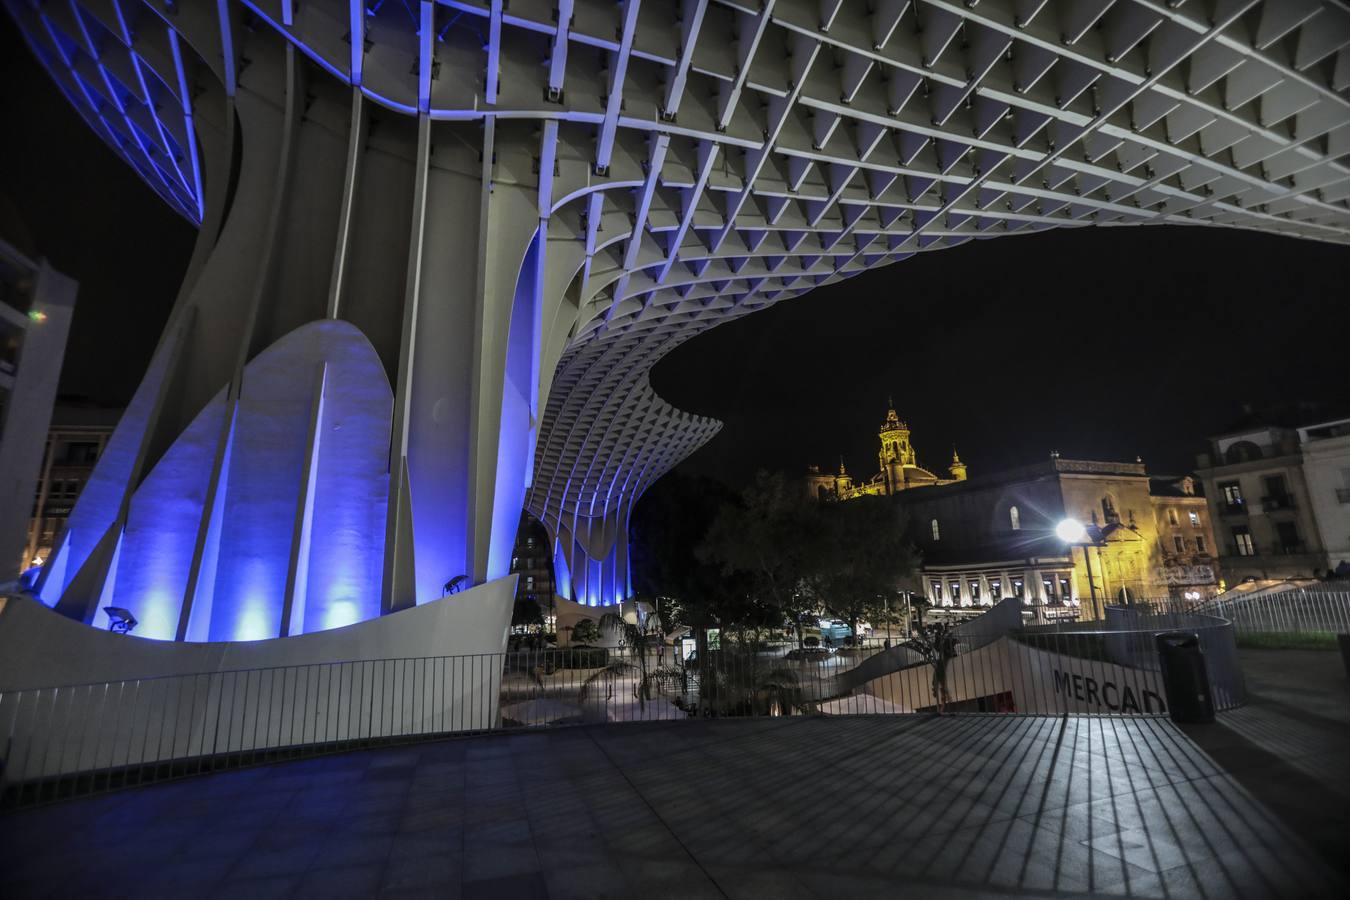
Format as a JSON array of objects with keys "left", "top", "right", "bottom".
[
  {"left": 1298, "top": 418, "right": 1350, "bottom": 574},
  {"left": 5, "top": 0, "right": 1350, "bottom": 653}
]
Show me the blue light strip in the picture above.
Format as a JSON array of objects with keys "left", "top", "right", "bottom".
[
  {"left": 18, "top": 2, "right": 202, "bottom": 223},
  {"left": 65, "top": 3, "right": 185, "bottom": 214},
  {"left": 168, "top": 28, "right": 206, "bottom": 220}
]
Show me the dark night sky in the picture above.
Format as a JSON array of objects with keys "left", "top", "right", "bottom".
[
  {"left": 653, "top": 224, "right": 1350, "bottom": 484},
  {"left": 0, "top": 16, "right": 195, "bottom": 407},
  {"left": 4, "top": 16, "right": 1348, "bottom": 487}
]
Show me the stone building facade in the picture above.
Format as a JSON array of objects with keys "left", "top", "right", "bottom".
[
  {"left": 890, "top": 456, "right": 1221, "bottom": 620},
  {"left": 1196, "top": 416, "right": 1350, "bottom": 583}
]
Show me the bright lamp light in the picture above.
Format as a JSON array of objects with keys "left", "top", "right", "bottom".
[{"left": 1055, "top": 518, "right": 1088, "bottom": 543}]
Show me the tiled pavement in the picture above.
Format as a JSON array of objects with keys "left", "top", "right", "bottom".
[
  {"left": 1, "top": 714, "right": 1343, "bottom": 899},
  {"left": 1180, "top": 648, "right": 1350, "bottom": 873}
]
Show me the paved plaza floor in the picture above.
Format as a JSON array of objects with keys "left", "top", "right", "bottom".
[
  {"left": 1, "top": 713, "right": 1344, "bottom": 899},
  {"left": 1181, "top": 647, "right": 1350, "bottom": 871}
]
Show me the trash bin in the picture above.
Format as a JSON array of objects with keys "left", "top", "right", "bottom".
[{"left": 1155, "top": 631, "right": 1215, "bottom": 724}]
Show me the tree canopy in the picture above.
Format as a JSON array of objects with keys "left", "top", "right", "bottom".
[{"left": 635, "top": 470, "right": 920, "bottom": 645}]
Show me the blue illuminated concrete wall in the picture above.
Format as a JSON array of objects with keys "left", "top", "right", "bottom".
[{"left": 42, "top": 321, "right": 392, "bottom": 642}]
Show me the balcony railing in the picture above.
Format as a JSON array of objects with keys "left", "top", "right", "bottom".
[
  {"left": 1261, "top": 494, "right": 1296, "bottom": 511},
  {"left": 1219, "top": 502, "right": 1247, "bottom": 516}
]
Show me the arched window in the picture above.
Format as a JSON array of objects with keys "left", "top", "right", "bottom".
[
  {"left": 1009, "top": 506, "right": 1021, "bottom": 531},
  {"left": 931, "top": 519, "right": 941, "bottom": 541}
]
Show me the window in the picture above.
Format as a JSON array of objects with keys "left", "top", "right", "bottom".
[
  {"left": 1188, "top": 511, "right": 1200, "bottom": 526},
  {"left": 57, "top": 441, "right": 100, "bottom": 465},
  {"left": 1167, "top": 509, "right": 1179, "bottom": 526},
  {"left": 990, "top": 579, "right": 1002, "bottom": 600},
  {"left": 931, "top": 519, "right": 940, "bottom": 541},
  {"left": 1173, "top": 536, "right": 1185, "bottom": 553},
  {"left": 968, "top": 580, "right": 981, "bottom": 602},
  {"left": 930, "top": 581, "right": 943, "bottom": 601},
  {"left": 1220, "top": 481, "right": 1244, "bottom": 510},
  {"left": 949, "top": 581, "right": 962, "bottom": 604},
  {"left": 1276, "top": 521, "right": 1301, "bottom": 552},
  {"left": 1058, "top": 575, "right": 1072, "bottom": 600},
  {"left": 1195, "top": 535, "right": 1207, "bottom": 555},
  {"left": 1042, "top": 575, "right": 1056, "bottom": 600},
  {"left": 1233, "top": 526, "right": 1255, "bottom": 557},
  {"left": 1012, "top": 578, "right": 1025, "bottom": 601},
  {"left": 1009, "top": 506, "right": 1020, "bottom": 530},
  {"left": 1263, "top": 474, "right": 1287, "bottom": 497}
]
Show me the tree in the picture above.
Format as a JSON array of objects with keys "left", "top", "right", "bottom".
[
  {"left": 700, "top": 471, "right": 825, "bottom": 648},
  {"left": 908, "top": 621, "right": 960, "bottom": 713},
  {"left": 571, "top": 617, "right": 601, "bottom": 645},
  {"left": 909, "top": 594, "right": 933, "bottom": 631},
  {"left": 596, "top": 604, "right": 671, "bottom": 708},
  {"left": 630, "top": 473, "right": 745, "bottom": 694},
  {"left": 816, "top": 496, "right": 920, "bottom": 639}
]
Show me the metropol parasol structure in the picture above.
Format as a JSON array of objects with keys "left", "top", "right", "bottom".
[{"left": 8, "top": 0, "right": 1350, "bottom": 644}]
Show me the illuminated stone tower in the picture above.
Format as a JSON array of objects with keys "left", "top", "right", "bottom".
[
  {"left": 879, "top": 408, "right": 917, "bottom": 494},
  {"left": 834, "top": 457, "right": 855, "bottom": 496},
  {"left": 949, "top": 449, "right": 968, "bottom": 482}
]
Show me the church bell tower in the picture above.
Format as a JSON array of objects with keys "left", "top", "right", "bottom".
[{"left": 878, "top": 407, "right": 916, "bottom": 494}]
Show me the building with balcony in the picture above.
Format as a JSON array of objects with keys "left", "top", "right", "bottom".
[
  {"left": 1296, "top": 418, "right": 1350, "bottom": 576},
  {"left": 509, "top": 512, "right": 557, "bottom": 614},
  {"left": 1195, "top": 416, "right": 1347, "bottom": 584},
  {"left": 0, "top": 239, "right": 77, "bottom": 579},
  {"left": 23, "top": 405, "right": 122, "bottom": 574}
]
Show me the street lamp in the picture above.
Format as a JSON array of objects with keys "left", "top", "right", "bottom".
[
  {"left": 1055, "top": 518, "right": 1088, "bottom": 543},
  {"left": 1056, "top": 518, "right": 1100, "bottom": 619}
]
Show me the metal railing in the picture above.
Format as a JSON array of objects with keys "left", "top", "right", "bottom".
[
  {"left": 0, "top": 606, "right": 1244, "bottom": 810},
  {"left": 1, "top": 655, "right": 503, "bottom": 809},
  {"left": 1179, "top": 589, "right": 1350, "bottom": 637}
]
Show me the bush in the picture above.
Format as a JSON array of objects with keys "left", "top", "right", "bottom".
[
  {"left": 518, "top": 647, "right": 610, "bottom": 671},
  {"left": 556, "top": 647, "right": 610, "bottom": 668}
]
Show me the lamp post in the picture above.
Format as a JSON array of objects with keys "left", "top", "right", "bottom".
[
  {"left": 1056, "top": 518, "right": 1101, "bottom": 620},
  {"left": 884, "top": 593, "right": 892, "bottom": 645}
]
